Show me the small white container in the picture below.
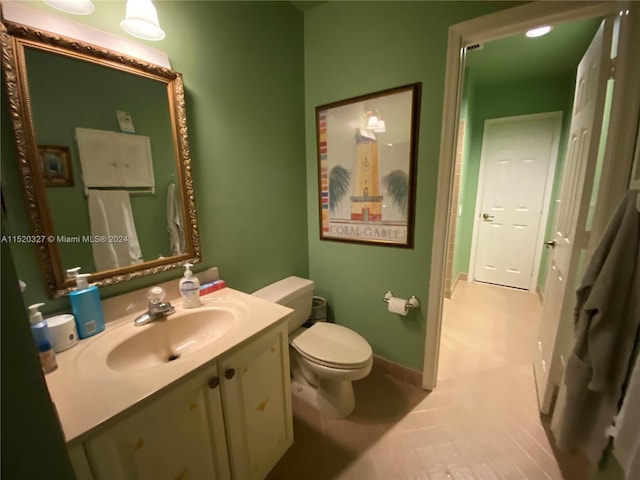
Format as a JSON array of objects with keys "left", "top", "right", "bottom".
[{"left": 46, "top": 314, "right": 79, "bottom": 353}]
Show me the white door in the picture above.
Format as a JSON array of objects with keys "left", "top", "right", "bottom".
[
  {"left": 472, "top": 113, "right": 560, "bottom": 290},
  {"left": 534, "top": 18, "right": 614, "bottom": 413}
]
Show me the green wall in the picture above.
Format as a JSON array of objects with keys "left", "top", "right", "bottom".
[
  {"left": 304, "top": 1, "right": 516, "bottom": 370},
  {"left": 3, "top": 1, "right": 308, "bottom": 313},
  {"left": 451, "top": 74, "right": 576, "bottom": 291}
]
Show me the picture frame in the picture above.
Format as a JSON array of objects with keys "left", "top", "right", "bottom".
[
  {"left": 316, "top": 83, "right": 421, "bottom": 247},
  {"left": 38, "top": 145, "right": 74, "bottom": 187}
]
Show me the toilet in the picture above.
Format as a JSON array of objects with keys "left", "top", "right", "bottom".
[{"left": 253, "top": 276, "right": 373, "bottom": 418}]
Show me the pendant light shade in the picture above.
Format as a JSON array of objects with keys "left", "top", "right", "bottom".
[
  {"left": 373, "top": 120, "right": 386, "bottom": 133},
  {"left": 120, "top": 0, "right": 165, "bottom": 41},
  {"left": 43, "top": 0, "right": 94, "bottom": 15},
  {"left": 366, "top": 115, "right": 379, "bottom": 130},
  {"left": 364, "top": 108, "right": 387, "bottom": 132}
]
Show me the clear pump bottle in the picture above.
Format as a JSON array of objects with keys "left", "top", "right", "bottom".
[
  {"left": 179, "top": 263, "right": 201, "bottom": 308},
  {"left": 28, "top": 303, "right": 57, "bottom": 374}
]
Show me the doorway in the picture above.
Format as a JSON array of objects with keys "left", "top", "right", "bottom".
[
  {"left": 440, "top": 16, "right": 601, "bottom": 420},
  {"left": 469, "top": 112, "right": 562, "bottom": 291},
  {"left": 445, "top": 18, "right": 597, "bottom": 299},
  {"left": 424, "top": 1, "right": 640, "bottom": 394}
]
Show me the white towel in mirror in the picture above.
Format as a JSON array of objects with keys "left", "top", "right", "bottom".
[
  {"left": 88, "top": 190, "right": 143, "bottom": 271},
  {"left": 167, "top": 183, "right": 184, "bottom": 255}
]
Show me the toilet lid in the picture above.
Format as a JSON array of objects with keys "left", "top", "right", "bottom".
[{"left": 292, "top": 323, "right": 372, "bottom": 369}]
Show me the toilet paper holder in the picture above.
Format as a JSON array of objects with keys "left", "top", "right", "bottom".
[{"left": 383, "top": 291, "right": 420, "bottom": 310}]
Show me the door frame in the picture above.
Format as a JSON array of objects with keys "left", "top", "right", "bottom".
[
  {"left": 422, "top": 0, "right": 640, "bottom": 390},
  {"left": 468, "top": 111, "right": 562, "bottom": 293}
]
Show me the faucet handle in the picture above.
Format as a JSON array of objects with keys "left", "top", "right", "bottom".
[{"left": 147, "top": 286, "right": 166, "bottom": 305}]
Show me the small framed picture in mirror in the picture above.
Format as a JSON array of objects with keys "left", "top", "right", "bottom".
[{"left": 38, "top": 145, "right": 74, "bottom": 187}]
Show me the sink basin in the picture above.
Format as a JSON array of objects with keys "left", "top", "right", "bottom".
[{"left": 106, "top": 306, "right": 237, "bottom": 372}]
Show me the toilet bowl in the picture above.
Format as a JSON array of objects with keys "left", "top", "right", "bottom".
[
  {"left": 290, "top": 322, "right": 373, "bottom": 417},
  {"left": 252, "top": 277, "right": 373, "bottom": 418}
]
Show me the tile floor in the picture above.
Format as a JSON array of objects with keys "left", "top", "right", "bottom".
[{"left": 267, "top": 281, "right": 589, "bottom": 479}]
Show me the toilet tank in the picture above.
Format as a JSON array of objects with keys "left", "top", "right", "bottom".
[{"left": 252, "top": 277, "right": 315, "bottom": 333}]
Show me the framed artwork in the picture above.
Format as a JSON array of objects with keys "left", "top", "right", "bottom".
[
  {"left": 316, "top": 83, "right": 421, "bottom": 247},
  {"left": 38, "top": 145, "right": 74, "bottom": 187}
]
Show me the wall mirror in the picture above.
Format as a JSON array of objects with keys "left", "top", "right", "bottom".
[{"left": 1, "top": 20, "right": 200, "bottom": 298}]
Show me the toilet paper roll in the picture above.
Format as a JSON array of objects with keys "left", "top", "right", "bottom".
[{"left": 388, "top": 297, "right": 408, "bottom": 316}]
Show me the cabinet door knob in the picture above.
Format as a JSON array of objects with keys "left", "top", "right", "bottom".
[
  {"left": 224, "top": 368, "right": 235, "bottom": 380},
  {"left": 208, "top": 376, "right": 220, "bottom": 389}
]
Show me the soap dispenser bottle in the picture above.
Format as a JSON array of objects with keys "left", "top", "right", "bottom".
[
  {"left": 28, "top": 303, "right": 57, "bottom": 374},
  {"left": 180, "top": 263, "right": 201, "bottom": 308},
  {"left": 67, "top": 267, "right": 105, "bottom": 339}
]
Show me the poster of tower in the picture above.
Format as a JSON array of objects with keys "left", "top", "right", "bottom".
[{"left": 316, "top": 83, "right": 421, "bottom": 247}]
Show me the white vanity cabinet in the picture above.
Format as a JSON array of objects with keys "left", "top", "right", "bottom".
[
  {"left": 71, "top": 322, "right": 292, "bottom": 480},
  {"left": 220, "top": 321, "right": 293, "bottom": 480},
  {"left": 84, "top": 363, "right": 231, "bottom": 480}
]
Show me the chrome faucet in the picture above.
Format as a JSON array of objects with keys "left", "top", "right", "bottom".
[{"left": 134, "top": 286, "right": 176, "bottom": 326}]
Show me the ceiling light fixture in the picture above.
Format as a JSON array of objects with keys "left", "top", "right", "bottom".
[
  {"left": 43, "top": 0, "right": 95, "bottom": 15},
  {"left": 121, "top": 0, "right": 166, "bottom": 41},
  {"left": 525, "top": 25, "right": 553, "bottom": 38}
]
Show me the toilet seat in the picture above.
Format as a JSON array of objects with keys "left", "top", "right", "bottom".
[{"left": 291, "top": 322, "right": 372, "bottom": 370}]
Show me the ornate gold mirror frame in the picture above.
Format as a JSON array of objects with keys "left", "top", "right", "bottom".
[{"left": 1, "top": 20, "right": 200, "bottom": 298}]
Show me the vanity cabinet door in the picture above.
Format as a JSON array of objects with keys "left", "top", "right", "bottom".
[
  {"left": 85, "top": 366, "right": 231, "bottom": 480},
  {"left": 220, "top": 323, "right": 293, "bottom": 480}
]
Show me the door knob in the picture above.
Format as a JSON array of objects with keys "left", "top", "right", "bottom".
[
  {"left": 224, "top": 368, "right": 235, "bottom": 380},
  {"left": 482, "top": 213, "right": 494, "bottom": 221},
  {"left": 208, "top": 376, "right": 220, "bottom": 389},
  {"left": 544, "top": 240, "right": 556, "bottom": 248}
]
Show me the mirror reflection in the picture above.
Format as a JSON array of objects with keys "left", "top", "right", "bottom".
[
  {"left": 26, "top": 46, "right": 182, "bottom": 272},
  {"left": 2, "top": 21, "right": 200, "bottom": 298}
]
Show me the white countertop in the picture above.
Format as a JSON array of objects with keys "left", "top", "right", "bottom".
[{"left": 45, "top": 287, "right": 292, "bottom": 443}]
